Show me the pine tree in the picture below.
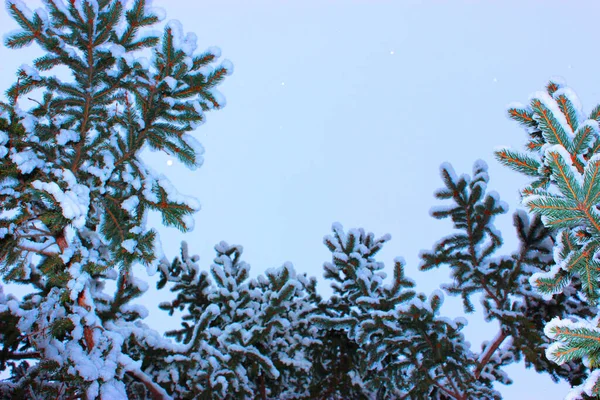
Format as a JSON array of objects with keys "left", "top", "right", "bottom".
[
  {"left": 498, "top": 78, "right": 600, "bottom": 399},
  {"left": 0, "top": 0, "right": 230, "bottom": 397}
]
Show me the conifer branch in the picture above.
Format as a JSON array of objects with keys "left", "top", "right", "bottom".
[
  {"left": 475, "top": 330, "right": 508, "bottom": 379},
  {"left": 2, "top": 351, "right": 40, "bottom": 360},
  {"left": 15, "top": 244, "right": 58, "bottom": 257},
  {"left": 127, "top": 369, "right": 171, "bottom": 400},
  {"left": 0, "top": 2, "right": 234, "bottom": 395},
  {"left": 421, "top": 324, "right": 466, "bottom": 400},
  {"left": 426, "top": 371, "right": 463, "bottom": 400},
  {"left": 500, "top": 80, "right": 600, "bottom": 396}
]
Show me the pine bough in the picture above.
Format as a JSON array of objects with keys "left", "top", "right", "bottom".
[{"left": 498, "top": 78, "right": 600, "bottom": 399}]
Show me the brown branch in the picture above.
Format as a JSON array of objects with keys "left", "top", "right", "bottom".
[
  {"left": 14, "top": 233, "right": 51, "bottom": 239},
  {"left": 70, "top": 16, "right": 95, "bottom": 173},
  {"left": 3, "top": 351, "right": 40, "bottom": 360},
  {"left": 101, "top": 199, "right": 126, "bottom": 243},
  {"left": 259, "top": 372, "right": 266, "bottom": 400},
  {"left": 69, "top": 222, "right": 94, "bottom": 354},
  {"left": 418, "top": 326, "right": 466, "bottom": 400},
  {"left": 475, "top": 330, "right": 508, "bottom": 379},
  {"left": 127, "top": 369, "right": 171, "bottom": 400},
  {"left": 12, "top": 77, "right": 21, "bottom": 105},
  {"left": 464, "top": 207, "right": 503, "bottom": 306},
  {"left": 23, "top": 224, "right": 52, "bottom": 235},
  {"left": 77, "top": 291, "right": 95, "bottom": 352},
  {"left": 445, "top": 370, "right": 466, "bottom": 400},
  {"left": 472, "top": 218, "right": 530, "bottom": 381},
  {"left": 429, "top": 377, "right": 461, "bottom": 400},
  {"left": 16, "top": 244, "right": 58, "bottom": 257},
  {"left": 70, "top": 94, "right": 91, "bottom": 173}
]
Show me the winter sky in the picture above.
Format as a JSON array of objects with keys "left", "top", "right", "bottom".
[{"left": 2, "top": 1, "right": 600, "bottom": 398}]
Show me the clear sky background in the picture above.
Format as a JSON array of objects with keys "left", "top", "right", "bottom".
[{"left": 3, "top": 1, "right": 600, "bottom": 398}]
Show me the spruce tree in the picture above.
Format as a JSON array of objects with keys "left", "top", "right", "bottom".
[
  {"left": 421, "top": 160, "right": 593, "bottom": 388},
  {"left": 311, "top": 224, "right": 484, "bottom": 399},
  {"left": 0, "top": 0, "right": 231, "bottom": 397},
  {"left": 307, "top": 161, "right": 593, "bottom": 399},
  {"left": 150, "top": 241, "right": 318, "bottom": 399},
  {"left": 498, "top": 78, "right": 600, "bottom": 399}
]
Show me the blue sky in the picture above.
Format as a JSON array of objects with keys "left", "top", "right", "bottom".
[{"left": 3, "top": 1, "right": 600, "bottom": 398}]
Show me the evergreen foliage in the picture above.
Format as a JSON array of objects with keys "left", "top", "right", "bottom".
[
  {"left": 0, "top": 1, "right": 596, "bottom": 399},
  {"left": 499, "top": 78, "right": 600, "bottom": 399},
  {"left": 148, "top": 242, "right": 319, "bottom": 399},
  {"left": 421, "top": 161, "right": 592, "bottom": 387},
  {"left": 312, "top": 224, "right": 488, "bottom": 399},
  {"left": 0, "top": 0, "right": 231, "bottom": 397}
]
